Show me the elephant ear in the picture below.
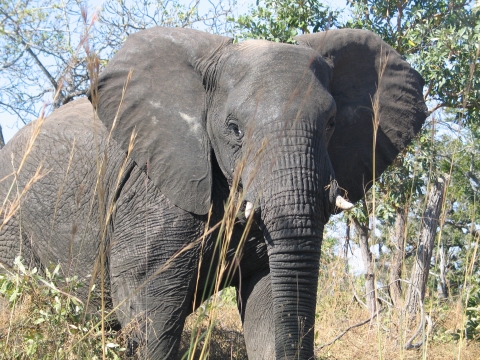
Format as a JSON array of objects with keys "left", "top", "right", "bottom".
[
  {"left": 295, "top": 29, "right": 427, "bottom": 204},
  {"left": 94, "top": 27, "right": 232, "bottom": 215}
]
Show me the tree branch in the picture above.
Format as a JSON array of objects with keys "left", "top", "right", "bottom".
[
  {"left": 444, "top": 220, "right": 480, "bottom": 238},
  {"left": 427, "top": 103, "right": 446, "bottom": 116},
  {"left": 424, "top": 79, "right": 434, "bottom": 100},
  {"left": 405, "top": 315, "right": 434, "bottom": 350},
  {"left": 0, "top": 51, "right": 25, "bottom": 70},
  {"left": 62, "top": 89, "right": 88, "bottom": 105},
  {"left": 25, "top": 46, "right": 58, "bottom": 90},
  {"left": 0, "top": 100, "right": 30, "bottom": 124}
]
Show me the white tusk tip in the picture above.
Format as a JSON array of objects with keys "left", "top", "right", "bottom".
[
  {"left": 245, "top": 202, "right": 254, "bottom": 218},
  {"left": 335, "top": 195, "right": 354, "bottom": 210}
]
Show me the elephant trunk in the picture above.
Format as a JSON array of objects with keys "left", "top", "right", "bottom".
[
  {"left": 257, "top": 147, "right": 335, "bottom": 359},
  {"left": 267, "top": 225, "right": 322, "bottom": 359}
]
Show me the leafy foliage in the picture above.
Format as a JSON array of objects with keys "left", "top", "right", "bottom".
[
  {"left": 230, "top": 0, "right": 338, "bottom": 43},
  {"left": 1, "top": 0, "right": 480, "bottom": 355},
  {"left": 229, "top": 0, "right": 480, "bottom": 335},
  {"left": 0, "top": 257, "right": 124, "bottom": 359},
  {"left": 345, "top": 0, "right": 480, "bottom": 123},
  {"left": 464, "top": 278, "right": 480, "bottom": 340}
]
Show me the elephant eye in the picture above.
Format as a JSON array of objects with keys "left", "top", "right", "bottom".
[
  {"left": 326, "top": 117, "right": 335, "bottom": 132},
  {"left": 228, "top": 120, "right": 243, "bottom": 138}
]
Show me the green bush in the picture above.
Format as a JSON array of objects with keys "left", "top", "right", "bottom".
[{"left": 0, "top": 257, "right": 124, "bottom": 359}]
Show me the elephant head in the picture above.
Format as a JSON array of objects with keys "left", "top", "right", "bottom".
[{"left": 93, "top": 27, "right": 426, "bottom": 359}]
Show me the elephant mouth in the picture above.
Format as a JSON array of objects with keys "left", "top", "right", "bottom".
[
  {"left": 326, "top": 179, "right": 354, "bottom": 214},
  {"left": 240, "top": 188, "right": 352, "bottom": 222}
]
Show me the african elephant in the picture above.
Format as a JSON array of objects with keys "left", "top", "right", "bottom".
[{"left": 0, "top": 27, "right": 427, "bottom": 359}]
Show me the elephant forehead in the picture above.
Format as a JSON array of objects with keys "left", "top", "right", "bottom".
[
  {"left": 217, "top": 40, "right": 331, "bottom": 106},
  {"left": 222, "top": 40, "right": 332, "bottom": 91},
  {"left": 237, "top": 39, "right": 318, "bottom": 61}
]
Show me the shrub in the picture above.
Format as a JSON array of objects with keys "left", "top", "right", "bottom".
[{"left": 0, "top": 257, "right": 124, "bottom": 359}]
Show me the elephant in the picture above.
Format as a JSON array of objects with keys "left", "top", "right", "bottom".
[{"left": 0, "top": 27, "right": 427, "bottom": 359}]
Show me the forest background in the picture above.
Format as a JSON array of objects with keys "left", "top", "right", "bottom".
[{"left": 0, "top": 0, "right": 479, "bottom": 358}]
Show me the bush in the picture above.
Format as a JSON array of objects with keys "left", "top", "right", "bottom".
[{"left": 0, "top": 257, "right": 125, "bottom": 359}]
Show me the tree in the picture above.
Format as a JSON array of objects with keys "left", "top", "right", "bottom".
[
  {"left": 230, "top": 0, "right": 338, "bottom": 43},
  {"left": 389, "top": 205, "right": 407, "bottom": 306},
  {"left": 233, "top": 0, "right": 480, "bottom": 335},
  {"left": 0, "top": 0, "right": 236, "bottom": 124},
  {"left": 405, "top": 175, "right": 449, "bottom": 315},
  {"left": 0, "top": 124, "right": 4, "bottom": 149},
  {"left": 345, "top": 0, "right": 480, "bottom": 122},
  {"left": 98, "top": 0, "right": 236, "bottom": 57},
  {"left": 352, "top": 208, "right": 378, "bottom": 315},
  {"left": 0, "top": 0, "right": 91, "bottom": 122},
  {"left": 346, "top": 0, "right": 478, "bottom": 285}
]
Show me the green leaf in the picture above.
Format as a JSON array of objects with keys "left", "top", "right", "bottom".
[{"left": 33, "top": 317, "right": 46, "bottom": 324}]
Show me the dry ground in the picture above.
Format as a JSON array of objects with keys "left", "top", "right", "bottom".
[
  {"left": 1, "top": 264, "right": 479, "bottom": 359},
  {"left": 179, "top": 293, "right": 480, "bottom": 360},
  {"left": 179, "top": 256, "right": 480, "bottom": 360}
]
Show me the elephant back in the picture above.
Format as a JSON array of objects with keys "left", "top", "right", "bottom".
[{"left": 0, "top": 98, "right": 133, "bottom": 303}]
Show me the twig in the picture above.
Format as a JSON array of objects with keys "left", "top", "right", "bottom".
[
  {"left": 316, "top": 307, "right": 385, "bottom": 350},
  {"left": 397, "top": 278, "right": 435, "bottom": 350},
  {"left": 427, "top": 102, "right": 446, "bottom": 116},
  {"left": 347, "top": 272, "right": 367, "bottom": 309},
  {"left": 352, "top": 292, "right": 367, "bottom": 308},
  {"left": 24, "top": 46, "right": 58, "bottom": 90},
  {"left": 445, "top": 220, "right": 480, "bottom": 238}
]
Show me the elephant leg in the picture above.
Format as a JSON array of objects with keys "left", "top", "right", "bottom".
[
  {"left": 111, "top": 253, "right": 198, "bottom": 359},
  {"left": 238, "top": 269, "right": 275, "bottom": 360},
  {"left": 110, "top": 224, "right": 201, "bottom": 359},
  {"left": 0, "top": 213, "right": 36, "bottom": 271},
  {"left": 110, "top": 170, "right": 204, "bottom": 359}
]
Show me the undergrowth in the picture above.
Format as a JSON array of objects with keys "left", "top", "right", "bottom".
[
  {"left": 1, "top": 255, "right": 480, "bottom": 359},
  {"left": 0, "top": 257, "right": 125, "bottom": 359},
  {"left": 0, "top": 257, "right": 246, "bottom": 359}
]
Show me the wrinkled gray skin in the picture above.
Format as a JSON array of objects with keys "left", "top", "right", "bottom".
[{"left": 0, "top": 28, "right": 427, "bottom": 359}]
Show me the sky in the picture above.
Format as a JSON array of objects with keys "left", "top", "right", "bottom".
[{"left": 0, "top": 0, "right": 351, "bottom": 143}]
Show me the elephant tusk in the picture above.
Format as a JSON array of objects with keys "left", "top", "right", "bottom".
[
  {"left": 245, "top": 201, "right": 254, "bottom": 218},
  {"left": 336, "top": 196, "right": 354, "bottom": 210}
]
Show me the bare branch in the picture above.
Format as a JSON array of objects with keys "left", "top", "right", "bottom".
[
  {"left": 24, "top": 46, "right": 58, "bottom": 90},
  {"left": 444, "top": 220, "right": 480, "bottom": 238},
  {"left": 427, "top": 103, "right": 446, "bottom": 116},
  {"left": 62, "top": 90, "right": 88, "bottom": 105},
  {"left": 424, "top": 79, "right": 434, "bottom": 100},
  {"left": 0, "top": 51, "right": 25, "bottom": 70},
  {"left": 0, "top": 100, "right": 31, "bottom": 124},
  {"left": 405, "top": 315, "right": 434, "bottom": 350}
]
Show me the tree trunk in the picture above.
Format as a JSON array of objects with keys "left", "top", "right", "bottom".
[
  {"left": 389, "top": 206, "right": 407, "bottom": 307},
  {"left": 354, "top": 218, "right": 377, "bottom": 315},
  {"left": 405, "top": 175, "right": 448, "bottom": 315}
]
